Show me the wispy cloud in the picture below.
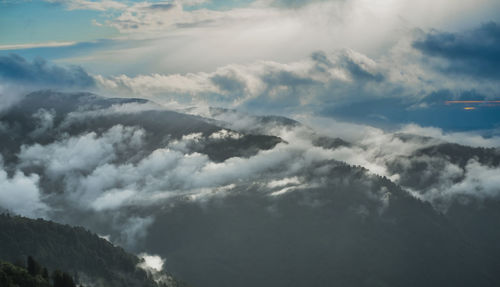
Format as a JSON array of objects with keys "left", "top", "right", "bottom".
[
  {"left": 45, "top": 0, "right": 126, "bottom": 11},
  {"left": 0, "top": 41, "right": 77, "bottom": 51}
]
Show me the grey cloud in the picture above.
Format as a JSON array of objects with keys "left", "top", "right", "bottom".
[
  {"left": 175, "top": 19, "right": 216, "bottom": 29},
  {"left": 97, "top": 49, "right": 393, "bottom": 117},
  {"left": 261, "top": 70, "right": 317, "bottom": 87},
  {"left": 210, "top": 72, "right": 247, "bottom": 94},
  {"left": 413, "top": 21, "right": 500, "bottom": 78},
  {"left": 0, "top": 54, "right": 96, "bottom": 88},
  {"left": 29, "top": 108, "right": 56, "bottom": 138},
  {"left": 83, "top": 38, "right": 498, "bottom": 131},
  {"left": 0, "top": 85, "right": 25, "bottom": 113},
  {"left": 311, "top": 51, "right": 334, "bottom": 73},
  {"left": 119, "top": 216, "right": 155, "bottom": 249},
  {"left": 148, "top": 3, "right": 175, "bottom": 10},
  {"left": 338, "top": 52, "right": 385, "bottom": 82}
]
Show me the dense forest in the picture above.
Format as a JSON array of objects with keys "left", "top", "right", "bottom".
[
  {"left": 0, "top": 214, "right": 187, "bottom": 287},
  {"left": 1, "top": 256, "right": 76, "bottom": 287}
]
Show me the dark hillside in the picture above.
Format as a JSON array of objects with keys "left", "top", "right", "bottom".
[{"left": 0, "top": 214, "right": 187, "bottom": 287}]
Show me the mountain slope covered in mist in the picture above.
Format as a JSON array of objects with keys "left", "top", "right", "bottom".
[
  {"left": 144, "top": 163, "right": 499, "bottom": 287},
  {"left": 0, "top": 90, "right": 282, "bottom": 165},
  {"left": 1, "top": 91, "right": 500, "bottom": 287}
]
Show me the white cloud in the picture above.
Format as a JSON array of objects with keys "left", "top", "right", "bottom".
[
  {"left": 19, "top": 125, "right": 145, "bottom": 178},
  {"left": 448, "top": 161, "right": 500, "bottom": 198},
  {"left": 138, "top": 253, "right": 165, "bottom": 272},
  {"left": 209, "top": 129, "right": 242, "bottom": 140},
  {"left": 13, "top": 118, "right": 343, "bottom": 215},
  {"left": 0, "top": 167, "right": 47, "bottom": 218},
  {"left": 267, "top": 176, "right": 301, "bottom": 189},
  {"left": 91, "top": 188, "right": 136, "bottom": 211},
  {"left": 418, "top": 160, "right": 500, "bottom": 206},
  {"left": 137, "top": 252, "right": 173, "bottom": 284},
  {"left": 91, "top": 40, "right": 500, "bottom": 123},
  {"left": 167, "top": 133, "right": 204, "bottom": 152},
  {"left": 0, "top": 41, "right": 76, "bottom": 51},
  {"left": 61, "top": 101, "right": 163, "bottom": 128},
  {"left": 98, "top": 234, "right": 112, "bottom": 242},
  {"left": 94, "top": 50, "right": 383, "bottom": 110},
  {"left": 51, "top": 0, "right": 500, "bottom": 77}
]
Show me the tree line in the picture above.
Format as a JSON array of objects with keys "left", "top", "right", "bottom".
[{"left": 0, "top": 256, "right": 80, "bottom": 287}]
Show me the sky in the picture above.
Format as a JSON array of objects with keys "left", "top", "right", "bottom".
[{"left": 1, "top": 0, "right": 500, "bottom": 132}]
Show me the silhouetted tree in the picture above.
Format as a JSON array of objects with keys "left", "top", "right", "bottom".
[
  {"left": 42, "top": 267, "right": 49, "bottom": 280},
  {"left": 0, "top": 270, "right": 9, "bottom": 287},
  {"left": 27, "top": 256, "right": 41, "bottom": 276},
  {"left": 53, "top": 270, "right": 76, "bottom": 287}
]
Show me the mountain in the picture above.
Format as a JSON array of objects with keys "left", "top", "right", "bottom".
[
  {"left": 0, "top": 90, "right": 282, "bottom": 165},
  {"left": 0, "top": 214, "right": 187, "bottom": 287},
  {"left": 2, "top": 90, "right": 500, "bottom": 287},
  {"left": 387, "top": 138, "right": 500, "bottom": 196},
  {"left": 205, "top": 107, "right": 301, "bottom": 134},
  {"left": 143, "top": 162, "right": 499, "bottom": 287},
  {"left": 415, "top": 143, "right": 500, "bottom": 167}
]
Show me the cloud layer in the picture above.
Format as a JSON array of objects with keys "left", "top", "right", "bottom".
[{"left": 92, "top": 31, "right": 500, "bottom": 131}]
